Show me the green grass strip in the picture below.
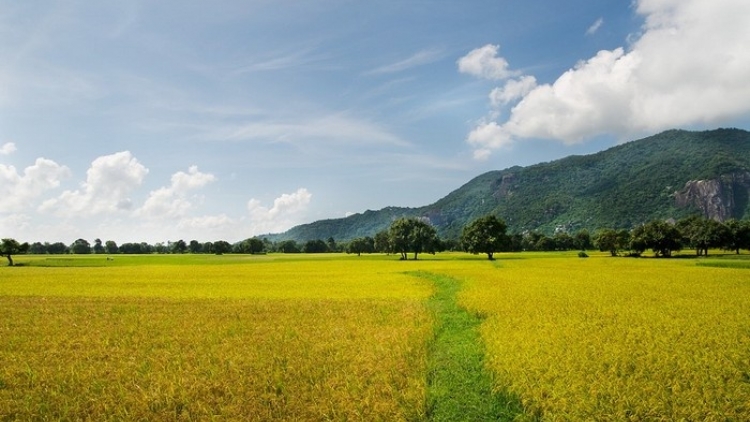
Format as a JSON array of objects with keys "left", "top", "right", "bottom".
[{"left": 410, "top": 271, "right": 529, "bottom": 422}]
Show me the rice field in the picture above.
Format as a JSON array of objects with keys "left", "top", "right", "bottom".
[{"left": 2, "top": 252, "right": 750, "bottom": 420}]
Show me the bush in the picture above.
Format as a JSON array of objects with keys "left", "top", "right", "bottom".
[{"left": 577, "top": 251, "right": 589, "bottom": 258}]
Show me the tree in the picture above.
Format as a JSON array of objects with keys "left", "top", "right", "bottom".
[
  {"left": 574, "top": 229, "right": 593, "bottom": 251},
  {"left": 302, "top": 239, "right": 328, "bottom": 254},
  {"left": 326, "top": 237, "right": 337, "bottom": 253},
  {"left": 0, "top": 238, "right": 29, "bottom": 266},
  {"left": 723, "top": 219, "right": 750, "bottom": 254},
  {"left": 346, "top": 237, "right": 374, "bottom": 256},
  {"left": 388, "top": 217, "right": 439, "bottom": 260},
  {"left": 93, "top": 238, "right": 105, "bottom": 254},
  {"left": 631, "top": 220, "right": 682, "bottom": 257},
  {"left": 373, "top": 230, "right": 391, "bottom": 253},
  {"left": 593, "top": 228, "right": 626, "bottom": 256},
  {"left": 277, "top": 240, "right": 300, "bottom": 254},
  {"left": 171, "top": 239, "right": 187, "bottom": 254},
  {"left": 677, "top": 216, "right": 728, "bottom": 256},
  {"left": 70, "top": 238, "right": 91, "bottom": 254},
  {"left": 189, "top": 240, "right": 202, "bottom": 254},
  {"left": 212, "top": 240, "right": 231, "bottom": 255},
  {"left": 236, "top": 238, "right": 264, "bottom": 254},
  {"left": 461, "top": 215, "right": 509, "bottom": 260},
  {"left": 105, "top": 240, "right": 119, "bottom": 254}
]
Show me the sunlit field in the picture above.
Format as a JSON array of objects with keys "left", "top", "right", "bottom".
[
  {"left": 2, "top": 252, "right": 750, "bottom": 420},
  {"left": 442, "top": 253, "right": 750, "bottom": 420},
  {"left": 0, "top": 254, "right": 432, "bottom": 421}
]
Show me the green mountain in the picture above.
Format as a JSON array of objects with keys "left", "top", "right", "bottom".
[{"left": 271, "top": 128, "right": 750, "bottom": 242}]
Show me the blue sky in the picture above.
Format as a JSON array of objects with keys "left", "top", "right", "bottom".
[{"left": 2, "top": 0, "right": 750, "bottom": 244}]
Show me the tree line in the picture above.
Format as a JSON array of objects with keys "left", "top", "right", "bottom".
[{"left": 3, "top": 215, "right": 750, "bottom": 266}]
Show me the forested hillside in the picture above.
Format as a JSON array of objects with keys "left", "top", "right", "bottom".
[{"left": 270, "top": 128, "right": 750, "bottom": 242}]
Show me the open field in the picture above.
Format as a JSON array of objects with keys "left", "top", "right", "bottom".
[{"left": 2, "top": 252, "right": 750, "bottom": 420}]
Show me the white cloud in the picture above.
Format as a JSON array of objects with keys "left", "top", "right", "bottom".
[
  {"left": 0, "top": 142, "right": 17, "bottom": 155},
  {"left": 490, "top": 76, "right": 538, "bottom": 107},
  {"left": 586, "top": 17, "right": 604, "bottom": 35},
  {"left": 137, "top": 165, "right": 217, "bottom": 219},
  {"left": 457, "top": 44, "right": 519, "bottom": 80},
  {"left": 247, "top": 188, "right": 312, "bottom": 234},
  {"left": 464, "top": 0, "right": 750, "bottom": 157},
  {"left": 368, "top": 48, "right": 444, "bottom": 74},
  {"left": 466, "top": 121, "right": 513, "bottom": 155},
  {"left": 40, "top": 151, "right": 148, "bottom": 216},
  {"left": 0, "top": 157, "right": 71, "bottom": 212},
  {"left": 204, "top": 113, "right": 409, "bottom": 147}
]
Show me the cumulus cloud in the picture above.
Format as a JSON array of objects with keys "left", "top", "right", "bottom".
[
  {"left": 463, "top": 0, "right": 750, "bottom": 157},
  {"left": 490, "top": 76, "right": 538, "bottom": 107},
  {"left": 457, "top": 44, "right": 519, "bottom": 80},
  {"left": 247, "top": 188, "right": 312, "bottom": 234},
  {"left": 137, "top": 165, "right": 217, "bottom": 219},
  {"left": 0, "top": 157, "right": 71, "bottom": 212},
  {"left": 0, "top": 142, "right": 17, "bottom": 155},
  {"left": 40, "top": 151, "right": 148, "bottom": 216}
]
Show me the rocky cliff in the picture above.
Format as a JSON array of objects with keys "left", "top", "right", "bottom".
[{"left": 674, "top": 172, "right": 750, "bottom": 221}]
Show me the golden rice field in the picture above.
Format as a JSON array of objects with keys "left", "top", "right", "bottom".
[
  {"left": 2, "top": 252, "right": 750, "bottom": 420},
  {"left": 442, "top": 254, "right": 750, "bottom": 420}
]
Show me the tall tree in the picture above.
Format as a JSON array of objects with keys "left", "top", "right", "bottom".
[
  {"left": 388, "top": 217, "right": 439, "bottom": 260},
  {"left": 724, "top": 219, "right": 750, "bottom": 254},
  {"left": 70, "top": 238, "right": 91, "bottom": 254},
  {"left": 93, "top": 238, "right": 105, "bottom": 254},
  {"left": 631, "top": 220, "right": 682, "bottom": 257},
  {"left": 0, "top": 238, "right": 29, "bottom": 266},
  {"left": 104, "top": 240, "right": 119, "bottom": 254},
  {"left": 461, "top": 215, "right": 509, "bottom": 260},
  {"left": 677, "top": 216, "right": 728, "bottom": 256}
]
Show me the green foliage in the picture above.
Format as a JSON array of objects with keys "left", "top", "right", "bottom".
[
  {"left": 389, "top": 217, "right": 440, "bottom": 260},
  {"left": 631, "top": 220, "right": 683, "bottom": 257},
  {"left": 461, "top": 215, "right": 509, "bottom": 260},
  {"left": 0, "top": 238, "right": 30, "bottom": 266},
  {"left": 269, "top": 128, "right": 750, "bottom": 242}
]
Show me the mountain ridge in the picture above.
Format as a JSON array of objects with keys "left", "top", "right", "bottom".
[{"left": 268, "top": 128, "right": 750, "bottom": 242}]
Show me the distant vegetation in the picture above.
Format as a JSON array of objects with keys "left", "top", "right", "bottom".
[
  {"left": 271, "top": 128, "right": 750, "bottom": 242},
  {"left": 4, "top": 214, "right": 750, "bottom": 266}
]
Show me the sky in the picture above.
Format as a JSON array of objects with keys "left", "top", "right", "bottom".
[{"left": 2, "top": 0, "right": 750, "bottom": 244}]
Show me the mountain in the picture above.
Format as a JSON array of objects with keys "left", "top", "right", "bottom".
[{"left": 270, "top": 128, "right": 750, "bottom": 242}]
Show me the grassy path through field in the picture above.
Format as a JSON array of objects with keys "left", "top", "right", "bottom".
[{"left": 411, "top": 271, "right": 528, "bottom": 421}]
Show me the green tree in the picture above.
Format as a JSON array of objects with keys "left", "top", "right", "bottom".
[
  {"left": 171, "top": 239, "right": 187, "bottom": 254},
  {"left": 373, "top": 230, "right": 391, "bottom": 253},
  {"left": 70, "top": 238, "right": 91, "bottom": 254},
  {"left": 212, "top": 240, "right": 231, "bottom": 255},
  {"left": 302, "top": 239, "right": 329, "bottom": 253},
  {"left": 189, "top": 240, "right": 202, "bottom": 253},
  {"left": 631, "top": 220, "right": 682, "bottom": 257},
  {"left": 388, "top": 217, "right": 439, "bottom": 260},
  {"left": 723, "top": 219, "right": 750, "bottom": 254},
  {"left": 239, "top": 238, "right": 265, "bottom": 254},
  {"left": 677, "top": 216, "right": 728, "bottom": 256},
  {"left": 0, "top": 238, "right": 30, "bottom": 266},
  {"left": 574, "top": 229, "right": 593, "bottom": 251},
  {"left": 104, "top": 240, "right": 119, "bottom": 254},
  {"left": 461, "top": 215, "right": 509, "bottom": 260},
  {"left": 346, "top": 237, "right": 374, "bottom": 256},
  {"left": 277, "top": 240, "right": 300, "bottom": 254},
  {"left": 93, "top": 238, "right": 105, "bottom": 254}
]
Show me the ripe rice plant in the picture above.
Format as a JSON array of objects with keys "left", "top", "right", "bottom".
[
  {"left": 446, "top": 254, "right": 750, "bottom": 420},
  {"left": 0, "top": 254, "right": 432, "bottom": 420}
]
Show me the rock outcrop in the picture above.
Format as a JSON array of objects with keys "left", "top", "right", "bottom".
[{"left": 674, "top": 172, "right": 750, "bottom": 221}]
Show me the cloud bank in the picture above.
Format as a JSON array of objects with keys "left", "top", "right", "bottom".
[
  {"left": 461, "top": 0, "right": 750, "bottom": 159},
  {"left": 1, "top": 149, "right": 312, "bottom": 242}
]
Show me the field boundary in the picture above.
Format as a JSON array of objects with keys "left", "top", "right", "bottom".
[{"left": 408, "top": 271, "right": 529, "bottom": 421}]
